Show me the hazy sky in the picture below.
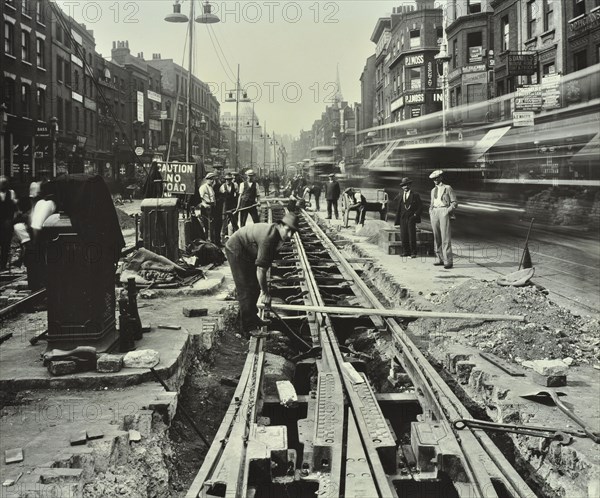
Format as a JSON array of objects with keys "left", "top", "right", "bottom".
[{"left": 57, "top": 0, "right": 420, "bottom": 137}]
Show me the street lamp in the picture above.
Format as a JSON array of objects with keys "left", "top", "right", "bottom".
[
  {"left": 270, "top": 133, "right": 279, "bottom": 175},
  {"left": 200, "top": 114, "right": 207, "bottom": 164},
  {"left": 50, "top": 116, "right": 59, "bottom": 177},
  {"left": 246, "top": 102, "right": 259, "bottom": 170},
  {"left": 260, "top": 124, "right": 268, "bottom": 177},
  {"left": 165, "top": 0, "right": 220, "bottom": 162},
  {"left": 225, "top": 65, "right": 251, "bottom": 171}
]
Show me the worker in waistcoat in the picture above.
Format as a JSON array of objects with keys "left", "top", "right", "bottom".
[
  {"left": 429, "top": 170, "right": 457, "bottom": 269},
  {"left": 220, "top": 173, "right": 239, "bottom": 238},
  {"left": 237, "top": 170, "right": 260, "bottom": 227}
]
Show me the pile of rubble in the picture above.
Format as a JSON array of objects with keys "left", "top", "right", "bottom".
[{"left": 420, "top": 279, "right": 599, "bottom": 367}]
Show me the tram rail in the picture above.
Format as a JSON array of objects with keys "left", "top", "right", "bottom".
[{"left": 187, "top": 203, "right": 536, "bottom": 498}]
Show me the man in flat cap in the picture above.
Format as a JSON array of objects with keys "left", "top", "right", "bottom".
[
  {"left": 429, "top": 170, "right": 457, "bottom": 269},
  {"left": 325, "top": 173, "right": 341, "bottom": 220},
  {"left": 237, "top": 169, "right": 260, "bottom": 227},
  {"left": 394, "top": 177, "right": 423, "bottom": 258},
  {"left": 220, "top": 172, "right": 239, "bottom": 239},
  {"left": 199, "top": 172, "right": 218, "bottom": 244},
  {"left": 225, "top": 212, "right": 300, "bottom": 337}
]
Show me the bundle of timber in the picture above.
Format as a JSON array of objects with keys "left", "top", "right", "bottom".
[{"left": 411, "top": 279, "right": 599, "bottom": 366}]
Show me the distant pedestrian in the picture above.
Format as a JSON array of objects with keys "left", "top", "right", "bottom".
[
  {"left": 262, "top": 176, "right": 271, "bottom": 196},
  {"left": 0, "top": 176, "right": 18, "bottom": 270},
  {"left": 343, "top": 188, "right": 366, "bottom": 227},
  {"left": 394, "top": 177, "right": 423, "bottom": 258},
  {"left": 429, "top": 170, "right": 457, "bottom": 269},
  {"left": 225, "top": 212, "right": 299, "bottom": 337},
  {"left": 237, "top": 170, "right": 260, "bottom": 226},
  {"left": 325, "top": 173, "right": 341, "bottom": 219}
]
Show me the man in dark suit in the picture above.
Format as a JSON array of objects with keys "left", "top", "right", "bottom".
[
  {"left": 324, "top": 173, "right": 341, "bottom": 219},
  {"left": 394, "top": 177, "right": 423, "bottom": 258}
]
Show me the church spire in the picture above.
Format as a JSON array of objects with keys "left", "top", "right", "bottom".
[{"left": 335, "top": 63, "right": 343, "bottom": 107}]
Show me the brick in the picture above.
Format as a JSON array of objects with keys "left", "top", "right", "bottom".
[
  {"left": 182, "top": 307, "right": 208, "bottom": 317},
  {"left": 123, "top": 349, "right": 159, "bottom": 368},
  {"left": 530, "top": 359, "right": 568, "bottom": 377},
  {"left": 4, "top": 448, "right": 24, "bottom": 464},
  {"left": 532, "top": 372, "right": 567, "bottom": 387},
  {"left": 96, "top": 354, "right": 123, "bottom": 373},
  {"left": 86, "top": 428, "right": 104, "bottom": 441},
  {"left": 128, "top": 430, "right": 142, "bottom": 443},
  {"left": 70, "top": 432, "right": 87, "bottom": 446},
  {"left": 39, "top": 468, "right": 83, "bottom": 484},
  {"left": 48, "top": 361, "right": 78, "bottom": 376}
]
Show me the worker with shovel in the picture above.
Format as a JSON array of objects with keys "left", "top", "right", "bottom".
[{"left": 224, "top": 212, "right": 300, "bottom": 338}]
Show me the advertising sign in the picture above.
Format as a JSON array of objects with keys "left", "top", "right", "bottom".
[
  {"left": 515, "top": 85, "right": 543, "bottom": 111},
  {"left": 513, "top": 111, "right": 535, "bottom": 127},
  {"left": 137, "top": 91, "right": 144, "bottom": 122},
  {"left": 156, "top": 162, "right": 196, "bottom": 196},
  {"left": 541, "top": 74, "right": 561, "bottom": 110},
  {"left": 508, "top": 53, "right": 537, "bottom": 76}
]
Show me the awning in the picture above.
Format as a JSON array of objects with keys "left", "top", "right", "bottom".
[
  {"left": 471, "top": 126, "right": 512, "bottom": 160},
  {"left": 572, "top": 132, "right": 599, "bottom": 162}
]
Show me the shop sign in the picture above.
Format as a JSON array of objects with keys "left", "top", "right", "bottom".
[
  {"left": 84, "top": 98, "right": 96, "bottom": 111},
  {"left": 462, "top": 71, "right": 487, "bottom": 85},
  {"left": 508, "top": 53, "right": 537, "bottom": 76},
  {"left": 72, "top": 91, "right": 83, "bottom": 103},
  {"left": 405, "top": 93, "right": 424, "bottom": 104},
  {"left": 411, "top": 108, "right": 422, "bottom": 118},
  {"left": 427, "top": 61, "right": 434, "bottom": 88},
  {"left": 36, "top": 124, "right": 50, "bottom": 137},
  {"left": 147, "top": 90, "right": 162, "bottom": 103},
  {"left": 405, "top": 54, "right": 424, "bottom": 66},
  {"left": 156, "top": 161, "right": 196, "bottom": 195},
  {"left": 464, "top": 64, "right": 487, "bottom": 73},
  {"left": 390, "top": 96, "right": 404, "bottom": 111},
  {"left": 541, "top": 74, "right": 561, "bottom": 110},
  {"left": 137, "top": 91, "right": 144, "bottom": 122},
  {"left": 568, "top": 10, "right": 600, "bottom": 38},
  {"left": 433, "top": 91, "right": 443, "bottom": 102},
  {"left": 513, "top": 111, "right": 534, "bottom": 127},
  {"left": 515, "top": 85, "right": 543, "bottom": 111},
  {"left": 469, "top": 46, "right": 483, "bottom": 63}
]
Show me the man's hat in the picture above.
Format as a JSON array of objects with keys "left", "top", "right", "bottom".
[
  {"left": 205, "top": 172, "right": 217, "bottom": 179},
  {"left": 344, "top": 187, "right": 354, "bottom": 195},
  {"left": 399, "top": 177, "right": 412, "bottom": 187},
  {"left": 328, "top": 173, "right": 335, "bottom": 177},
  {"left": 245, "top": 169, "right": 256, "bottom": 176},
  {"left": 280, "top": 212, "right": 300, "bottom": 232},
  {"left": 429, "top": 170, "right": 444, "bottom": 179},
  {"left": 224, "top": 173, "right": 234, "bottom": 179}
]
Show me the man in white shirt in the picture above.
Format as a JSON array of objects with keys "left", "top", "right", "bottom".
[
  {"left": 429, "top": 170, "right": 458, "bottom": 269},
  {"left": 199, "top": 172, "right": 218, "bottom": 244}
]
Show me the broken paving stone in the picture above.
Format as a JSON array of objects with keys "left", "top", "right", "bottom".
[
  {"left": 70, "top": 432, "right": 87, "bottom": 446},
  {"left": 532, "top": 372, "right": 567, "bottom": 387},
  {"left": 86, "top": 428, "right": 104, "bottom": 440},
  {"left": 48, "top": 360, "right": 78, "bottom": 376},
  {"left": 96, "top": 354, "right": 123, "bottom": 373},
  {"left": 530, "top": 359, "right": 569, "bottom": 377},
  {"left": 4, "top": 448, "right": 24, "bottom": 464},
  {"left": 123, "top": 349, "right": 159, "bottom": 368},
  {"left": 183, "top": 307, "right": 208, "bottom": 317},
  {"left": 128, "top": 430, "right": 141, "bottom": 443},
  {"left": 220, "top": 376, "right": 239, "bottom": 387}
]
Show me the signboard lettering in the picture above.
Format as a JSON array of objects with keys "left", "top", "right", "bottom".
[
  {"left": 513, "top": 111, "right": 535, "bottom": 127},
  {"left": 405, "top": 93, "right": 424, "bottom": 104},
  {"left": 427, "top": 61, "right": 434, "bottom": 88},
  {"left": 137, "top": 91, "right": 144, "bottom": 122},
  {"left": 508, "top": 53, "right": 537, "bottom": 76},
  {"left": 568, "top": 10, "right": 600, "bottom": 37},
  {"left": 156, "top": 162, "right": 196, "bottom": 195},
  {"left": 463, "top": 64, "right": 487, "bottom": 73},
  {"left": 405, "top": 54, "right": 424, "bottom": 66}
]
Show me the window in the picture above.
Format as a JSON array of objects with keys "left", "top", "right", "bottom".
[
  {"left": 57, "top": 56, "right": 64, "bottom": 82},
  {"left": 501, "top": 16, "right": 510, "bottom": 51},
  {"left": 4, "top": 78, "right": 16, "bottom": 113},
  {"left": 56, "top": 24, "right": 62, "bottom": 43},
  {"left": 453, "top": 39, "right": 458, "bottom": 68},
  {"left": 74, "top": 70, "right": 79, "bottom": 92},
  {"left": 36, "top": 0, "right": 44, "bottom": 23},
  {"left": 36, "top": 88, "right": 45, "bottom": 120},
  {"left": 467, "top": 32, "right": 483, "bottom": 63},
  {"left": 437, "top": 27, "right": 443, "bottom": 45},
  {"left": 4, "top": 22, "right": 15, "bottom": 56},
  {"left": 573, "top": 50, "right": 588, "bottom": 71},
  {"left": 22, "top": 0, "right": 30, "bottom": 16},
  {"left": 543, "top": 0, "right": 554, "bottom": 31},
  {"left": 21, "top": 84, "right": 31, "bottom": 117},
  {"left": 65, "top": 101, "right": 72, "bottom": 131},
  {"left": 467, "top": 84, "right": 484, "bottom": 103},
  {"left": 89, "top": 111, "right": 93, "bottom": 135},
  {"left": 6, "top": 0, "right": 16, "bottom": 9},
  {"left": 57, "top": 96, "right": 63, "bottom": 126},
  {"left": 467, "top": 0, "right": 482, "bottom": 14},
  {"left": 36, "top": 38, "right": 44, "bottom": 67},
  {"left": 527, "top": 1, "right": 537, "bottom": 38},
  {"left": 409, "top": 67, "right": 421, "bottom": 90},
  {"left": 409, "top": 29, "right": 420, "bottom": 49},
  {"left": 573, "top": 0, "right": 586, "bottom": 18},
  {"left": 21, "top": 31, "right": 30, "bottom": 62},
  {"left": 65, "top": 61, "right": 71, "bottom": 86},
  {"left": 75, "top": 107, "right": 80, "bottom": 132},
  {"left": 542, "top": 62, "right": 556, "bottom": 75},
  {"left": 456, "top": 86, "right": 462, "bottom": 106}
]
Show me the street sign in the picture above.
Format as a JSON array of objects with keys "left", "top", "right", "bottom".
[
  {"left": 156, "top": 161, "right": 196, "bottom": 196},
  {"left": 513, "top": 112, "right": 535, "bottom": 127},
  {"left": 135, "top": 147, "right": 144, "bottom": 156}
]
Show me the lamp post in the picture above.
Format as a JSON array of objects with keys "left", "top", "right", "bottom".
[
  {"left": 271, "top": 133, "right": 278, "bottom": 176},
  {"left": 225, "top": 65, "right": 250, "bottom": 171},
  {"left": 165, "top": 0, "right": 220, "bottom": 162},
  {"left": 246, "top": 102, "right": 259, "bottom": 171},
  {"left": 260, "top": 123, "right": 268, "bottom": 177},
  {"left": 200, "top": 114, "right": 207, "bottom": 165},
  {"left": 435, "top": 23, "right": 451, "bottom": 145},
  {"left": 50, "top": 116, "right": 59, "bottom": 178}
]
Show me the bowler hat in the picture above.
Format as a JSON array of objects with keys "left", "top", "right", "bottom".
[
  {"left": 429, "top": 170, "right": 444, "bottom": 179},
  {"left": 399, "top": 177, "right": 412, "bottom": 187},
  {"left": 245, "top": 169, "right": 256, "bottom": 176},
  {"left": 280, "top": 212, "right": 300, "bottom": 232}
]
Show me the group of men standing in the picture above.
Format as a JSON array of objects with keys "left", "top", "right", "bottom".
[{"left": 197, "top": 169, "right": 261, "bottom": 247}]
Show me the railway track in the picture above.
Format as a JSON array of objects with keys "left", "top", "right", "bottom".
[{"left": 186, "top": 204, "right": 536, "bottom": 498}]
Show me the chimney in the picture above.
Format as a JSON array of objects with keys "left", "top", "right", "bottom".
[{"left": 113, "top": 41, "right": 116, "bottom": 49}]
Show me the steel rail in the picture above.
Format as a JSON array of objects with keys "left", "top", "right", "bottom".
[
  {"left": 292, "top": 218, "right": 396, "bottom": 498},
  {"left": 301, "top": 211, "right": 537, "bottom": 498}
]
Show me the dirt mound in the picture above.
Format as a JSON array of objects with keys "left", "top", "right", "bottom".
[
  {"left": 116, "top": 207, "right": 136, "bottom": 230},
  {"left": 415, "top": 279, "right": 599, "bottom": 366}
]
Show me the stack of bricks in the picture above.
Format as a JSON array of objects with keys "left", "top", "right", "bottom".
[{"left": 378, "top": 227, "right": 403, "bottom": 255}]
